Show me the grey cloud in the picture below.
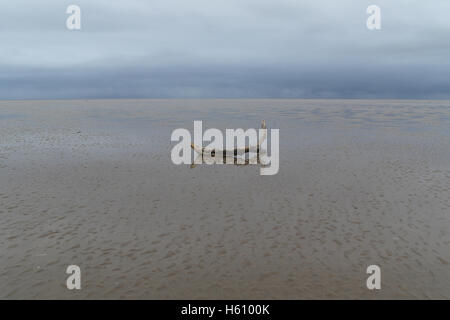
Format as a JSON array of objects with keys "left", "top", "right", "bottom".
[
  {"left": 1, "top": 0, "right": 450, "bottom": 99},
  {"left": 2, "top": 62, "right": 450, "bottom": 99}
]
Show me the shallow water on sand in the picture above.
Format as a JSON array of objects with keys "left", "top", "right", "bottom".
[{"left": 1, "top": 99, "right": 449, "bottom": 299}]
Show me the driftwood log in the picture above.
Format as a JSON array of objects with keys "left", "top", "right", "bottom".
[{"left": 190, "top": 120, "right": 267, "bottom": 168}]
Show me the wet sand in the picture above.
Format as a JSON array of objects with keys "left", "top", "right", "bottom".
[{"left": 1, "top": 99, "right": 449, "bottom": 299}]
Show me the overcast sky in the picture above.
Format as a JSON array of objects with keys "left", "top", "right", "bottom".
[{"left": 1, "top": 0, "right": 450, "bottom": 99}]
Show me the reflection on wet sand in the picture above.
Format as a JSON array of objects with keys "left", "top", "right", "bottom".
[{"left": 190, "top": 120, "right": 268, "bottom": 168}]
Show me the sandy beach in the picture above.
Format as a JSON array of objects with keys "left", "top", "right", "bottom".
[{"left": 1, "top": 99, "right": 449, "bottom": 299}]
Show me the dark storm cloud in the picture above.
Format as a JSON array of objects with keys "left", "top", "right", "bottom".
[
  {"left": 3, "top": 62, "right": 450, "bottom": 99},
  {"left": 1, "top": 0, "right": 450, "bottom": 99}
]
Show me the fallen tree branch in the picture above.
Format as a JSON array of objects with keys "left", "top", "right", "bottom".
[{"left": 190, "top": 120, "right": 267, "bottom": 157}]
